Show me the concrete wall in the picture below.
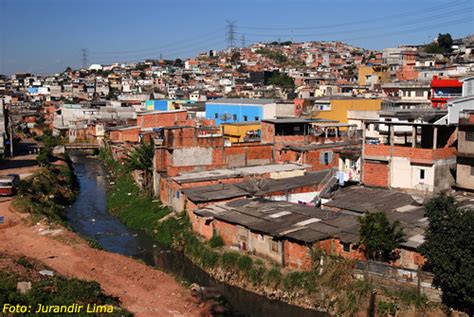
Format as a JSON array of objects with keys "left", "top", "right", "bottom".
[
  {"left": 456, "top": 162, "right": 474, "bottom": 190},
  {"left": 172, "top": 147, "right": 214, "bottom": 166},
  {"left": 315, "top": 99, "right": 382, "bottom": 123},
  {"left": 458, "top": 129, "right": 474, "bottom": 154}
]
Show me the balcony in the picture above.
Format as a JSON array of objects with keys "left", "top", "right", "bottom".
[{"left": 432, "top": 93, "right": 462, "bottom": 98}]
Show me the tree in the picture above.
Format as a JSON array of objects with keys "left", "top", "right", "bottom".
[
  {"left": 268, "top": 72, "right": 295, "bottom": 92},
  {"left": 359, "top": 212, "right": 405, "bottom": 262},
  {"left": 437, "top": 33, "right": 453, "bottom": 52},
  {"left": 424, "top": 33, "right": 453, "bottom": 54},
  {"left": 231, "top": 51, "right": 241, "bottom": 64},
  {"left": 419, "top": 194, "right": 474, "bottom": 314},
  {"left": 124, "top": 139, "right": 155, "bottom": 194},
  {"left": 173, "top": 58, "right": 183, "bottom": 67}
]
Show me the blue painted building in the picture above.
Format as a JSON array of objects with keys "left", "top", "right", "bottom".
[
  {"left": 205, "top": 99, "right": 275, "bottom": 125},
  {"left": 145, "top": 99, "right": 194, "bottom": 111}
]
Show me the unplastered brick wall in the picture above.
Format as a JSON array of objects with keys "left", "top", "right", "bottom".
[
  {"left": 283, "top": 240, "right": 312, "bottom": 270},
  {"left": 363, "top": 160, "right": 389, "bottom": 187},
  {"left": 364, "top": 144, "right": 456, "bottom": 162},
  {"left": 137, "top": 110, "right": 188, "bottom": 128},
  {"left": 224, "top": 144, "right": 273, "bottom": 167}
]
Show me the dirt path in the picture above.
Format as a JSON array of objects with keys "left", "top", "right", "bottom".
[{"left": 0, "top": 199, "right": 202, "bottom": 317}]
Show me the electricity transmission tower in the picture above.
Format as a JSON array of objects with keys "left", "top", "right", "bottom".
[
  {"left": 241, "top": 34, "right": 246, "bottom": 48},
  {"left": 80, "top": 48, "right": 88, "bottom": 69},
  {"left": 226, "top": 20, "right": 237, "bottom": 50}
]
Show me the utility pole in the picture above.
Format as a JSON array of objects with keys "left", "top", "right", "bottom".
[
  {"left": 80, "top": 48, "right": 88, "bottom": 69},
  {"left": 8, "top": 112, "right": 13, "bottom": 157},
  {"left": 226, "top": 20, "right": 237, "bottom": 50}
]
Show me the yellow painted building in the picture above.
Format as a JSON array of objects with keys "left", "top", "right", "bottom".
[
  {"left": 312, "top": 98, "right": 382, "bottom": 123},
  {"left": 358, "top": 65, "right": 390, "bottom": 86},
  {"left": 221, "top": 122, "right": 261, "bottom": 143}
]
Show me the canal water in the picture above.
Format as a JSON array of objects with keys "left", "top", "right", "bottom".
[{"left": 67, "top": 155, "right": 327, "bottom": 317}]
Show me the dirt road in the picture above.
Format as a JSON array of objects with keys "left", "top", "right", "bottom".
[{"left": 0, "top": 199, "right": 202, "bottom": 317}]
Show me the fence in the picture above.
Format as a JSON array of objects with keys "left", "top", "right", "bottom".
[{"left": 354, "top": 260, "right": 442, "bottom": 302}]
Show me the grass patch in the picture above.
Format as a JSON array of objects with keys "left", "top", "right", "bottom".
[
  {"left": 107, "top": 175, "right": 170, "bottom": 233},
  {"left": 12, "top": 161, "right": 77, "bottom": 225},
  {"left": 0, "top": 272, "right": 132, "bottom": 317}
]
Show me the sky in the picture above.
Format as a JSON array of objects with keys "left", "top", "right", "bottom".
[{"left": 0, "top": 0, "right": 473, "bottom": 75}]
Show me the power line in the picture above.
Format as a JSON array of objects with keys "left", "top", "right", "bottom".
[
  {"left": 241, "top": 16, "right": 472, "bottom": 47},
  {"left": 80, "top": 48, "right": 88, "bottom": 68},
  {"left": 238, "top": 0, "right": 470, "bottom": 31},
  {"left": 234, "top": 6, "right": 471, "bottom": 39},
  {"left": 90, "top": 38, "right": 226, "bottom": 65},
  {"left": 226, "top": 20, "right": 237, "bottom": 50},
  {"left": 89, "top": 28, "right": 225, "bottom": 56}
]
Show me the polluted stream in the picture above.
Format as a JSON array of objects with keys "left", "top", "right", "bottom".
[{"left": 66, "top": 155, "right": 327, "bottom": 317}]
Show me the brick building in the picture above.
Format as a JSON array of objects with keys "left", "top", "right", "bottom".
[
  {"left": 191, "top": 197, "right": 428, "bottom": 271},
  {"left": 361, "top": 121, "right": 456, "bottom": 192}
]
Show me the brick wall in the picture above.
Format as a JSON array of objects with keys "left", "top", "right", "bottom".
[
  {"left": 214, "top": 219, "right": 239, "bottom": 247},
  {"left": 364, "top": 144, "right": 456, "bottom": 162},
  {"left": 284, "top": 241, "right": 312, "bottom": 270},
  {"left": 224, "top": 143, "right": 274, "bottom": 167},
  {"left": 261, "top": 121, "right": 275, "bottom": 144},
  {"left": 362, "top": 160, "right": 389, "bottom": 187},
  {"left": 137, "top": 110, "right": 188, "bottom": 128},
  {"left": 109, "top": 127, "right": 141, "bottom": 143}
]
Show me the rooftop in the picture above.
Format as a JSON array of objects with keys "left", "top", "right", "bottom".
[
  {"left": 262, "top": 118, "right": 337, "bottom": 124},
  {"left": 323, "top": 186, "right": 419, "bottom": 214},
  {"left": 206, "top": 98, "right": 275, "bottom": 105},
  {"left": 195, "top": 198, "right": 359, "bottom": 243},
  {"left": 235, "top": 169, "right": 334, "bottom": 196}
]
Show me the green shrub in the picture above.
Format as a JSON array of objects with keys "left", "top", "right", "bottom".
[
  {"left": 283, "top": 271, "right": 316, "bottom": 293},
  {"left": 200, "top": 249, "right": 219, "bottom": 268},
  {"left": 208, "top": 234, "right": 224, "bottom": 248},
  {"left": 221, "top": 252, "right": 240, "bottom": 269},
  {"left": 266, "top": 266, "right": 282, "bottom": 286},
  {"left": 16, "top": 257, "right": 33, "bottom": 269},
  {"left": 397, "top": 287, "right": 428, "bottom": 308},
  {"left": 378, "top": 300, "right": 397, "bottom": 315},
  {"left": 237, "top": 255, "right": 253, "bottom": 272},
  {"left": 249, "top": 266, "right": 266, "bottom": 286}
]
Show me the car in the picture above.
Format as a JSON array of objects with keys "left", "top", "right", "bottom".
[{"left": 0, "top": 174, "right": 20, "bottom": 196}]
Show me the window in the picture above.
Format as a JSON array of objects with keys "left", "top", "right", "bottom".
[
  {"left": 243, "top": 115, "right": 248, "bottom": 121},
  {"left": 320, "top": 151, "right": 333, "bottom": 165},
  {"left": 419, "top": 169, "right": 425, "bottom": 180},
  {"left": 176, "top": 191, "right": 180, "bottom": 198},
  {"left": 471, "top": 165, "right": 474, "bottom": 176},
  {"left": 466, "top": 131, "right": 474, "bottom": 142},
  {"left": 214, "top": 113, "right": 218, "bottom": 119},
  {"left": 254, "top": 116, "right": 259, "bottom": 121},
  {"left": 341, "top": 242, "right": 350, "bottom": 252},
  {"left": 416, "top": 90, "right": 424, "bottom": 97},
  {"left": 270, "top": 239, "right": 279, "bottom": 253},
  {"left": 232, "top": 114, "right": 237, "bottom": 121}
]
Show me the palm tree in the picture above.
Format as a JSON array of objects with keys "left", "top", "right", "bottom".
[{"left": 124, "top": 139, "right": 154, "bottom": 194}]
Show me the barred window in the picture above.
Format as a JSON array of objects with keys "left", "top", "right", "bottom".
[{"left": 465, "top": 131, "right": 474, "bottom": 142}]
